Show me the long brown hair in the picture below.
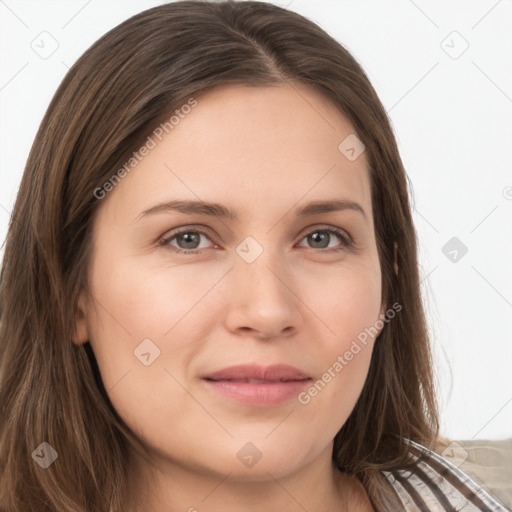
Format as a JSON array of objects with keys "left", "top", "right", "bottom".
[{"left": 0, "top": 1, "right": 438, "bottom": 510}]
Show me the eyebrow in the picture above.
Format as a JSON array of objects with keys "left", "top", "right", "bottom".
[{"left": 136, "top": 198, "right": 367, "bottom": 222}]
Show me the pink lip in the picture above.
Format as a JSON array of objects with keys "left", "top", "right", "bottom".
[{"left": 201, "top": 364, "right": 312, "bottom": 407}]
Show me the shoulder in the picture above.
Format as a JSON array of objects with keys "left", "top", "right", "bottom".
[
  {"left": 380, "top": 438, "right": 511, "bottom": 511},
  {"left": 435, "top": 437, "right": 512, "bottom": 510}
]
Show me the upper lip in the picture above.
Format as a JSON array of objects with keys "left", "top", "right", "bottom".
[{"left": 203, "top": 364, "right": 311, "bottom": 382}]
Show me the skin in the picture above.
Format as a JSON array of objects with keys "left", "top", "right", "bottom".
[{"left": 74, "top": 82, "right": 388, "bottom": 512}]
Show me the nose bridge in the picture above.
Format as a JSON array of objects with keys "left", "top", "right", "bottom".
[
  {"left": 226, "top": 234, "right": 299, "bottom": 337},
  {"left": 234, "top": 234, "right": 288, "bottom": 300}
]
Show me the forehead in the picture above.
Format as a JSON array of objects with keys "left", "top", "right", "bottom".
[{"left": 99, "top": 83, "right": 373, "bottom": 225}]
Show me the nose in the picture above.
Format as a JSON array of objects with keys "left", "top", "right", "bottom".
[{"left": 223, "top": 245, "right": 301, "bottom": 340}]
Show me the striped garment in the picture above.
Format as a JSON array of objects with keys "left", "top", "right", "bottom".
[{"left": 382, "top": 438, "right": 510, "bottom": 511}]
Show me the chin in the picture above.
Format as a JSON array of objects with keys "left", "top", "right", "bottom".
[
  {"left": 231, "top": 443, "right": 310, "bottom": 481},
  {"left": 220, "top": 460, "right": 300, "bottom": 483}
]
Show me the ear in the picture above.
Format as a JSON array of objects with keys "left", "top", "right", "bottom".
[
  {"left": 393, "top": 241, "right": 399, "bottom": 275},
  {"left": 72, "top": 290, "right": 89, "bottom": 345}
]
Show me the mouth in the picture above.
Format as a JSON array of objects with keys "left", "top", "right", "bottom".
[
  {"left": 201, "top": 364, "right": 312, "bottom": 407},
  {"left": 205, "top": 378, "right": 306, "bottom": 383}
]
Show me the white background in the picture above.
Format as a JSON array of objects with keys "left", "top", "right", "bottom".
[{"left": 0, "top": 0, "right": 511, "bottom": 441}]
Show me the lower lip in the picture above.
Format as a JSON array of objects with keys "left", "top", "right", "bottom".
[{"left": 202, "top": 379, "right": 311, "bottom": 406}]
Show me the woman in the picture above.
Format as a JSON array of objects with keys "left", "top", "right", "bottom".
[{"left": 0, "top": 1, "right": 508, "bottom": 511}]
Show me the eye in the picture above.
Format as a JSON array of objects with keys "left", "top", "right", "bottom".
[
  {"left": 160, "top": 227, "right": 215, "bottom": 254},
  {"left": 160, "top": 225, "right": 353, "bottom": 255},
  {"left": 296, "top": 227, "right": 353, "bottom": 253}
]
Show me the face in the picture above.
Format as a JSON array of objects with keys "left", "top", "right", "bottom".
[{"left": 75, "top": 83, "right": 386, "bottom": 483}]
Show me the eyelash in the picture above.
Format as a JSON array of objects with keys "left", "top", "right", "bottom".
[{"left": 159, "top": 225, "right": 354, "bottom": 255}]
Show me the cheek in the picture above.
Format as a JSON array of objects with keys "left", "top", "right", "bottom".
[
  {"left": 88, "top": 244, "right": 382, "bottom": 387},
  {"left": 85, "top": 253, "right": 227, "bottom": 398},
  {"left": 88, "top": 253, "right": 212, "bottom": 342},
  {"left": 311, "top": 256, "right": 383, "bottom": 346},
  {"left": 86, "top": 239, "right": 382, "bottom": 434},
  {"left": 297, "top": 258, "right": 382, "bottom": 412},
  {"left": 85, "top": 260, "right": 206, "bottom": 437}
]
